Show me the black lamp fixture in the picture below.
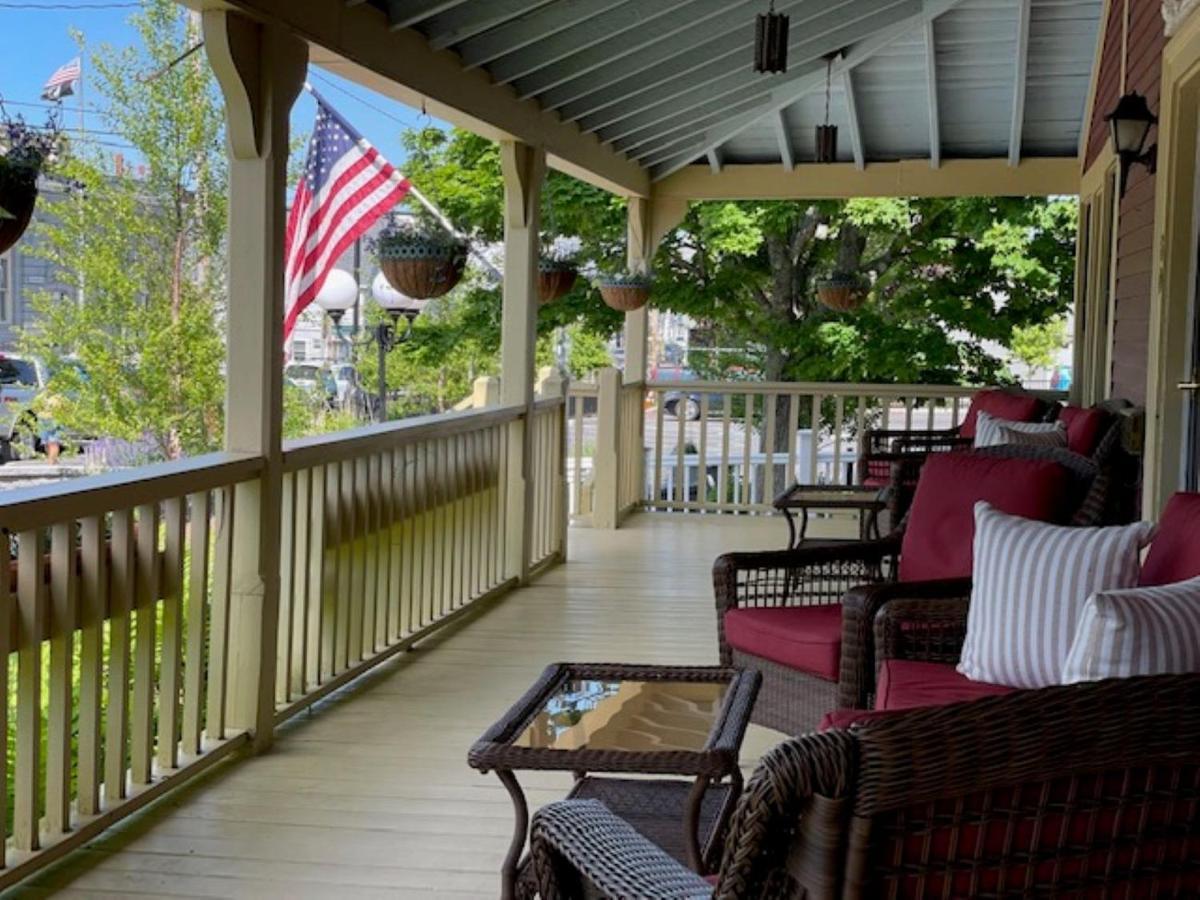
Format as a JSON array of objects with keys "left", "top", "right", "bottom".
[
  {"left": 1105, "top": 91, "right": 1157, "bottom": 197},
  {"left": 815, "top": 54, "right": 838, "bottom": 163},
  {"left": 754, "top": 0, "right": 789, "bottom": 74}
]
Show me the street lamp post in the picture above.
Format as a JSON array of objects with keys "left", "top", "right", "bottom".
[{"left": 314, "top": 269, "right": 427, "bottom": 422}]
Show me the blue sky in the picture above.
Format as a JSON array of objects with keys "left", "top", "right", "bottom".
[{"left": 0, "top": 1, "right": 441, "bottom": 172}]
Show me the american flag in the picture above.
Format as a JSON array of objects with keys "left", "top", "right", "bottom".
[
  {"left": 284, "top": 89, "right": 411, "bottom": 339},
  {"left": 41, "top": 57, "right": 81, "bottom": 101}
]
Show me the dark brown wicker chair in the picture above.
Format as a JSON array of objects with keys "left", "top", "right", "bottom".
[
  {"left": 530, "top": 673, "right": 1200, "bottom": 899},
  {"left": 715, "top": 445, "right": 1101, "bottom": 734}
]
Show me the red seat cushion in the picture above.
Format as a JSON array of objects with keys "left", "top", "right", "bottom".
[
  {"left": 1139, "top": 492, "right": 1200, "bottom": 586},
  {"left": 819, "top": 706, "right": 900, "bottom": 731},
  {"left": 723, "top": 605, "right": 842, "bottom": 681},
  {"left": 1059, "top": 405, "right": 1110, "bottom": 456},
  {"left": 959, "top": 390, "right": 1043, "bottom": 439},
  {"left": 875, "top": 659, "right": 1015, "bottom": 711},
  {"left": 897, "top": 453, "right": 1068, "bottom": 582}
]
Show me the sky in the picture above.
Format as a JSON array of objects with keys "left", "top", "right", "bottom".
[{"left": 0, "top": 0, "right": 443, "bottom": 174}]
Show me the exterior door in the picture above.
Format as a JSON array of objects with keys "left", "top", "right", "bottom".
[{"left": 1185, "top": 119, "right": 1200, "bottom": 491}]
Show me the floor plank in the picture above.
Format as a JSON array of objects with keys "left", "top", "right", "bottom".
[{"left": 16, "top": 512, "right": 816, "bottom": 898}]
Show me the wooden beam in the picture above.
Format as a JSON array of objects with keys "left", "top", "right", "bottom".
[
  {"left": 458, "top": 0, "right": 638, "bottom": 70},
  {"left": 1009, "top": 0, "right": 1031, "bottom": 167},
  {"left": 841, "top": 67, "right": 865, "bottom": 170},
  {"left": 655, "top": 157, "right": 1080, "bottom": 200},
  {"left": 385, "top": 0, "right": 474, "bottom": 31},
  {"left": 215, "top": 0, "right": 648, "bottom": 196},
  {"left": 646, "top": 0, "right": 966, "bottom": 179},
  {"left": 424, "top": 0, "right": 556, "bottom": 51},
  {"left": 775, "top": 108, "right": 795, "bottom": 171},
  {"left": 924, "top": 19, "right": 940, "bottom": 168}
]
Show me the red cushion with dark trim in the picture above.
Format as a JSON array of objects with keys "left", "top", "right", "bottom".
[
  {"left": 1059, "top": 405, "right": 1110, "bottom": 456},
  {"left": 875, "top": 659, "right": 1015, "bottom": 711},
  {"left": 1138, "top": 492, "right": 1200, "bottom": 586},
  {"left": 819, "top": 707, "right": 900, "bottom": 731},
  {"left": 897, "top": 453, "right": 1067, "bottom": 582},
  {"left": 958, "top": 390, "right": 1043, "bottom": 439},
  {"left": 723, "top": 605, "right": 842, "bottom": 681}
]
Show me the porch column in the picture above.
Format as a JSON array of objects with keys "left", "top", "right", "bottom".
[
  {"left": 624, "top": 197, "right": 652, "bottom": 383},
  {"left": 500, "top": 140, "right": 546, "bottom": 582},
  {"left": 204, "top": 11, "right": 307, "bottom": 749}
]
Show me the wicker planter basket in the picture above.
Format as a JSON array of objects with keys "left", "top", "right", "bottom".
[
  {"left": 815, "top": 275, "right": 865, "bottom": 312},
  {"left": 538, "top": 263, "right": 577, "bottom": 305},
  {"left": 0, "top": 182, "right": 37, "bottom": 256},
  {"left": 378, "top": 238, "right": 466, "bottom": 300},
  {"left": 598, "top": 280, "right": 650, "bottom": 312}
]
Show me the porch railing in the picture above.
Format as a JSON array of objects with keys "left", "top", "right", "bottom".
[{"left": 0, "top": 395, "right": 566, "bottom": 886}]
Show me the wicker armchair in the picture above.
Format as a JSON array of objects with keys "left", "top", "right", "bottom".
[
  {"left": 531, "top": 673, "right": 1200, "bottom": 899},
  {"left": 715, "top": 445, "right": 1101, "bottom": 733}
]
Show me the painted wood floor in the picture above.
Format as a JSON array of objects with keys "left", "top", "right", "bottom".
[{"left": 14, "top": 512, "right": 820, "bottom": 899}]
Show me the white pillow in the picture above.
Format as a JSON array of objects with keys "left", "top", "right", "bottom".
[
  {"left": 957, "top": 502, "right": 1153, "bottom": 689},
  {"left": 1061, "top": 577, "right": 1200, "bottom": 684},
  {"left": 973, "top": 410, "right": 1067, "bottom": 449}
]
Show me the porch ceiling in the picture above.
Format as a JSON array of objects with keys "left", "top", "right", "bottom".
[{"left": 218, "top": 0, "right": 1099, "bottom": 194}]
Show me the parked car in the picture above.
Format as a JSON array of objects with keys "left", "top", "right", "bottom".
[
  {"left": 652, "top": 365, "right": 722, "bottom": 420},
  {"left": 0, "top": 353, "right": 45, "bottom": 461}
]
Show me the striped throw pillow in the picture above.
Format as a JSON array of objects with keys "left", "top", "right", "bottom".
[
  {"left": 957, "top": 503, "right": 1153, "bottom": 689},
  {"left": 973, "top": 410, "right": 1067, "bottom": 449},
  {"left": 1061, "top": 577, "right": 1200, "bottom": 684}
]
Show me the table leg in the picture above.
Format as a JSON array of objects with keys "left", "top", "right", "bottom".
[
  {"left": 798, "top": 506, "right": 809, "bottom": 544},
  {"left": 496, "top": 769, "right": 529, "bottom": 900},
  {"left": 782, "top": 507, "right": 797, "bottom": 549},
  {"left": 683, "top": 775, "right": 710, "bottom": 874}
]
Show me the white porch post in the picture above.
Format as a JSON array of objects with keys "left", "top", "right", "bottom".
[
  {"left": 500, "top": 140, "right": 546, "bottom": 582},
  {"left": 204, "top": 11, "right": 307, "bottom": 750},
  {"left": 623, "top": 197, "right": 652, "bottom": 383},
  {"left": 592, "top": 366, "right": 623, "bottom": 529}
]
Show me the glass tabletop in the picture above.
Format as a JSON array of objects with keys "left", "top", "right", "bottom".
[{"left": 512, "top": 678, "right": 729, "bottom": 752}]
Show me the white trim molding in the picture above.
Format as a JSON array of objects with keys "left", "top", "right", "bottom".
[{"left": 1164, "top": 0, "right": 1200, "bottom": 37}]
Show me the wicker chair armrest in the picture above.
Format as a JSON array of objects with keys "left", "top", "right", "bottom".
[
  {"left": 531, "top": 800, "right": 713, "bottom": 900},
  {"left": 887, "top": 433, "right": 973, "bottom": 454},
  {"left": 874, "top": 594, "right": 973, "bottom": 667},
  {"left": 862, "top": 427, "right": 958, "bottom": 455},
  {"left": 837, "top": 578, "right": 972, "bottom": 709}
]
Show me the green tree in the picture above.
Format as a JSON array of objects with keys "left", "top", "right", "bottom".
[
  {"left": 21, "top": 1, "right": 226, "bottom": 459},
  {"left": 1010, "top": 316, "right": 1069, "bottom": 372}
]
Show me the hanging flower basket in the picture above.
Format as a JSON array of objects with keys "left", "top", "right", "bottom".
[
  {"left": 0, "top": 182, "right": 37, "bottom": 256},
  {"left": 597, "top": 273, "right": 652, "bottom": 312},
  {"left": 815, "top": 273, "right": 866, "bottom": 312},
  {"left": 374, "top": 219, "right": 468, "bottom": 300},
  {"left": 538, "top": 258, "right": 577, "bottom": 305},
  {"left": 0, "top": 108, "right": 59, "bottom": 255}
]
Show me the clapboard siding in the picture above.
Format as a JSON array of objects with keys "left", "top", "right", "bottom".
[{"left": 1084, "top": 0, "right": 1164, "bottom": 404}]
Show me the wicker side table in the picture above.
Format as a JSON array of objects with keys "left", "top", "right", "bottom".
[
  {"left": 468, "top": 662, "right": 760, "bottom": 900},
  {"left": 773, "top": 483, "right": 888, "bottom": 547}
]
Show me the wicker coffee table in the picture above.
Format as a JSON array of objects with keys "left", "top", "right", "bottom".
[
  {"left": 773, "top": 483, "right": 888, "bottom": 547},
  {"left": 468, "top": 662, "right": 761, "bottom": 900}
]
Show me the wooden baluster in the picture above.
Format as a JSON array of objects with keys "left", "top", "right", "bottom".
[
  {"left": 46, "top": 522, "right": 76, "bottom": 834},
  {"left": 571, "top": 397, "right": 584, "bottom": 516},
  {"left": 77, "top": 514, "right": 105, "bottom": 816},
  {"left": 653, "top": 391, "right": 665, "bottom": 510},
  {"left": 14, "top": 528, "right": 44, "bottom": 851},
  {"left": 697, "top": 395, "right": 709, "bottom": 511},
  {"left": 742, "top": 394, "right": 754, "bottom": 507},
  {"left": 809, "top": 395, "right": 822, "bottom": 486},
  {"left": 470, "top": 431, "right": 484, "bottom": 598},
  {"left": 926, "top": 398, "right": 936, "bottom": 430},
  {"left": 158, "top": 497, "right": 186, "bottom": 771},
  {"left": 451, "top": 435, "right": 466, "bottom": 606},
  {"left": 131, "top": 502, "right": 160, "bottom": 786},
  {"left": 382, "top": 450, "right": 399, "bottom": 643},
  {"left": 856, "top": 400, "right": 867, "bottom": 481},
  {"left": 904, "top": 397, "right": 914, "bottom": 432},
  {"left": 952, "top": 395, "right": 962, "bottom": 428},
  {"left": 398, "top": 447, "right": 415, "bottom": 635},
  {"left": 337, "top": 458, "right": 355, "bottom": 671},
  {"left": 277, "top": 472, "right": 296, "bottom": 707},
  {"left": 421, "top": 440, "right": 437, "bottom": 627},
  {"left": 291, "top": 470, "right": 311, "bottom": 696},
  {"left": 719, "top": 395, "right": 732, "bottom": 510},
  {"left": 763, "top": 393, "right": 777, "bottom": 505},
  {"left": 487, "top": 427, "right": 499, "bottom": 589},
  {"left": 321, "top": 463, "right": 340, "bottom": 682},
  {"left": 307, "top": 467, "right": 326, "bottom": 690},
  {"left": 786, "top": 393, "right": 800, "bottom": 488},
  {"left": 674, "top": 394, "right": 686, "bottom": 507},
  {"left": 357, "top": 454, "right": 375, "bottom": 658},
  {"left": 834, "top": 395, "right": 845, "bottom": 484},
  {"left": 207, "top": 488, "right": 234, "bottom": 741},
  {"left": 106, "top": 509, "right": 134, "bottom": 800},
  {"left": 182, "top": 491, "right": 210, "bottom": 757},
  {"left": 348, "top": 457, "right": 366, "bottom": 664}
]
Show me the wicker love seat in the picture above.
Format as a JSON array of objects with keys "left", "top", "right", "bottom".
[
  {"left": 716, "top": 444, "right": 1102, "bottom": 734},
  {"left": 530, "top": 673, "right": 1200, "bottom": 899}
]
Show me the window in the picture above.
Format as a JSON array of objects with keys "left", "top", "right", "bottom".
[
  {"left": 0, "top": 254, "right": 9, "bottom": 324},
  {"left": 292, "top": 339, "right": 307, "bottom": 361}
]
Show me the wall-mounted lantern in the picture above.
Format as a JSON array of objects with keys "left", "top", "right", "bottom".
[{"left": 1105, "top": 91, "right": 1157, "bottom": 197}]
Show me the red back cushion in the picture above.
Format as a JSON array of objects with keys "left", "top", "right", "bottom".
[
  {"left": 898, "top": 453, "right": 1067, "bottom": 582},
  {"left": 959, "top": 390, "right": 1043, "bottom": 438},
  {"left": 1138, "top": 492, "right": 1200, "bottom": 586},
  {"left": 1059, "top": 405, "right": 1110, "bottom": 456}
]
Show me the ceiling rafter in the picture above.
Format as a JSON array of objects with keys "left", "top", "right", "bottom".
[
  {"left": 588, "top": 1, "right": 914, "bottom": 150},
  {"left": 455, "top": 0, "right": 636, "bottom": 70},
  {"left": 422, "top": 0, "right": 557, "bottom": 51},
  {"left": 707, "top": 148, "right": 723, "bottom": 174},
  {"left": 624, "top": 96, "right": 772, "bottom": 161},
  {"left": 775, "top": 108, "right": 795, "bottom": 170},
  {"left": 924, "top": 19, "right": 940, "bottom": 168},
  {"left": 384, "top": 0, "right": 475, "bottom": 32},
  {"left": 1008, "top": 0, "right": 1032, "bottom": 166},
  {"left": 547, "top": 0, "right": 863, "bottom": 119},
  {"left": 841, "top": 68, "right": 865, "bottom": 169},
  {"left": 485, "top": 0, "right": 713, "bottom": 88},
  {"left": 646, "top": 0, "right": 967, "bottom": 180}
]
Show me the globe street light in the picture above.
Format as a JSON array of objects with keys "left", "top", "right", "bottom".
[{"left": 314, "top": 268, "right": 427, "bottom": 421}]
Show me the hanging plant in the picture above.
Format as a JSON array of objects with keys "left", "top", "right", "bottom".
[
  {"left": 596, "top": 271, "right": 652, "bottom": 312},
  {"left": 372, "top": 216, "right": 467, "bottom": 300},
  {"left": 0, "top": 104, "right": 60, "bottom": 255},
  {"left": 815, "top": 271, "right": 866, "bottom": 312},
  {"left": 538, "top": 236, "right": 581, "bottom": 305}
]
